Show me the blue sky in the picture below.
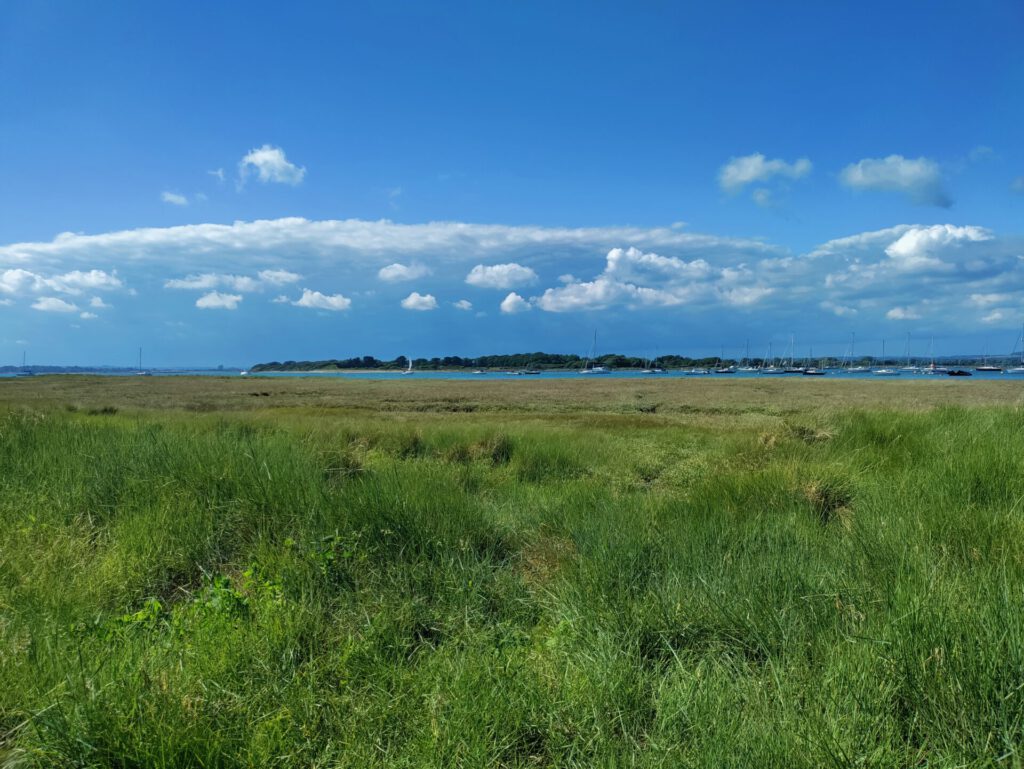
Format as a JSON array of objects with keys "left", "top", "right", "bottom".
[{"left": 1, "top": 1, "right": 1023, "bottom": 366}]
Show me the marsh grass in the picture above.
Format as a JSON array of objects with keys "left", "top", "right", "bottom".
[{"left": 1, "top": 395, "right": 1024, "bottom": 767}]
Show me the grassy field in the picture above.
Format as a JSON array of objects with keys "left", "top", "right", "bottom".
[{"left": 2, "top": 376, "right": 1024, "bottom": 767}]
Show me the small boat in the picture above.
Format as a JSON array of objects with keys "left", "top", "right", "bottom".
[
  {"left": 472, "top": 369, "right": 487, "bottom": 375},
  {"left": 874, "top": 340, "right": 900, "bottom": 375},
  {"left": 715, "top": 367, "right": 736, "bottom": 374},
  {"left": 580, "top": 331, "right": 609, "bottom": 374},
  {"left": 1007, "top": 325, "right": 1024, "bottom": 374},
  {"left": 948, "top": 369, "right": 972, "bottom": 377},
  {"left": 518, "top": 369, "right": 541, "bottom": 375},
  {"left": 239, "top": 370, "right": 248, "bottom": 376},
  {"left": 402, "top": 359, "right": 414, "bottom": 375},
  {"left": 16, "top": 351, "right": 33, "bottom": 376},
  {"left": 802, "top": 368, "right": 826, "bottom": 376},
  {"left": 975, "top": 344, "right": 1002, "bottom": 372}
]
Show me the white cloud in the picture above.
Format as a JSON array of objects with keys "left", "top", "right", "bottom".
[
  {"left": 719, "top": 153, "right": 812, "bottom": 192},
  {"left": 0, "top": 218, "right": 777, "bottom": 275},
  {"left": 292, "top": 289, "right": 351, "bottom": 311},
  {"left": 886, "top": 306, "right": 922, "bottom": 320},
  {"left": 820, "top": 300, "right": 858, "bottom": 317},
  {"left": 161, "top": 191, "right": 188, "bottom": 206},
  {"left": 535, "top": 247, "right": 761, "bottom": 313},
  {"left": 165, "top": 270, "right": 297, "bottom": 292},
  {"left": 80, "top": 311, "right": 98, "bottom": 320},
  {"left": 0, "top": 269, "right": 122, "bottom": 297},
  {"left": 1012, "top": 177, "right": 1024, "bottom": 194},
  {"left": 166, "top": 274, "right": 219, "bottom": 290},
  {"left": 238, "top": 145, "right": 305, "bottom": 186},
  {"left": 32, "top": 297, "right": 79, "bottom": 313},
  {"left": 968, "top": 293, "right": 1011, "bottom": 306},
  {"left": 839, "top": 155, "right": 950, "bottom": 207},
  {"left": 883, "top": 224, "right": 992, "bottom": 271},
  {"left": 453, "top": 299, "right": 472, "bottom": 310},
  {"left": 751, "top": 188, "right": 774, "bottom": 207},
  {"left": 400, "top": 292, "right": 438, "bottom": 311},
  {"left": 46, "top": 269, "right": 122, "bottom": 294},
  {"left": 500, "top": 292, "right": 531, "bottom": 314},
  {"left": 982, "top": 309, "right": 1008, "bottom": 324},
  {"left": 196, "top": 291, "right": 242, "bottom": 310},
  {"left": 208, "top": 168, "right": 225, "bottom": 183},
  {"left": 466, "top": 263, "right": 538, "bottom": 289},
  {"left": 257, "top": 269, "right": 301, "bottom": 285},
  {"left": 272, "top": 295, "right": 290, "bottom": 303},
  {"left": 378, "top": 262, "right": 431, "bottom": 282},
  {"left": 89, "top": 296, "right": 110, "bottom": 308}
]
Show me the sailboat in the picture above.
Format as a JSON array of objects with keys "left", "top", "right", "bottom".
[
  {"left": 640, "top": 352, "right": 663, "bottom": 374},
  {"left": 899, "top": 333, "right": 919, "bottom": 372},
  {"left": 135, "top": 347, "right": 152, "bottom": 376},
  {"left": 874, "top": 339, "right": 900, "bottom": 376},
  {"left": 402, "top": 358, "right": 414, "bottom": 375},
  {"left": 579, "top": 331, "right": 609, "bottom": 374},
  {"left": 802, "top": 346, "right": 826, "bottom": 375},
  {"left": 847, "top": 332, "right": 870, "bottom": 373},
  {"left": 760, "top": 341, "right": 784, "bottom": 374},
  {"left": 714, "top": 345, "right": 735, "bottom": 374},
  {"left": 1008, "top": 324, "right": 1024, "bottom": 374},
  {"left": 975, "top": 341, "right": 1002, "bottom": 372},
  {"left": 16, "top": 350, "right": 33, "bottom": 377},
  {"left": 737, "top": 339, "right": 758, "bottom": 372},
  {"left": 922, "top": 336, "right": 947, "bottom": 374},
  {"left": 783, "top": 335, "right": 804, "bottom": 373}
]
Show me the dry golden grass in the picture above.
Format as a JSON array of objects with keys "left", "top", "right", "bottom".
[{"left": 1, "top": 374, "right": 1021, "bottom": 419}]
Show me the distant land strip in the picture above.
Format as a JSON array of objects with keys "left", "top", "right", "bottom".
[{"left": 250, "top": 352, "right": 1005, "bottom": 372}]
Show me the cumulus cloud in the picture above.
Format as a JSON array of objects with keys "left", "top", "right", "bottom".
[
  {"left": 378, "top": 262, "right": 431, "bottom": 282},
  {"left": 886, "top": 306, "right": 921, "bottom": 320},
  {"left": 257, "top": 269, "right": 301, "bottom": 285},
  {"left": 292, "top": 289, "right": 351, "bottom": 311},
  {"left": 79, "top": 311, "right": 98, "bottom": 320},
  {"left": 883, "top": 224, "right": 992, "bottom": 271},
  {"left": 718, "top": 153, "right": 812, "bottom": 192},
  {"left": 839, "top": 155, "right": 950, "bottom": 207},
  {"left": 238, "top": 145, "right": 306, "bottom": 186},
  {"left": 401, "top": 292, "right": 438, "bottom": 311},
  {"left": 453, "top": 299, "right": 472, "bottom": 310},
  {"left": 820, "top": 300, "right": 858, "bottom": 317},
  {"left": 0, "top": 218, "right": 777, "bottom": 276},
  {"left": 500, "top": 292, "right": 531, "bottom": 314},
  {"left": 535, "top": 247, "right": 767, "bottom": 312},
  {"left": 465, "top": 263, "right": 538, "bottom": 289},
  {"left": 165, "top": 269, "right": 299, "bottom": 292},
  {"left": 2, "top": 216, "right": 1023, "bottom": 333},
  {"left": 0, "top": 268, "right": 122, "bottom": 297},
  {"left": 90, "top": 296, "right": 110, "bottom": 308},
  {"left": 196, "top": 291, "right": 242, "bottom": 310},
  {"left": 968, "top": 293, "right": 1011, "bottom": 307},
  {"left": 161, "top": 191, "right": 188, "bottom": 206},
  {"left": 32, "top": 297, "right": 80, "bottom": 313}
]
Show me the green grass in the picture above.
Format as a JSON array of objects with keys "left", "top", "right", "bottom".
[{"left": 2, "top": 395, "right": 1024, "bottom": 767}]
